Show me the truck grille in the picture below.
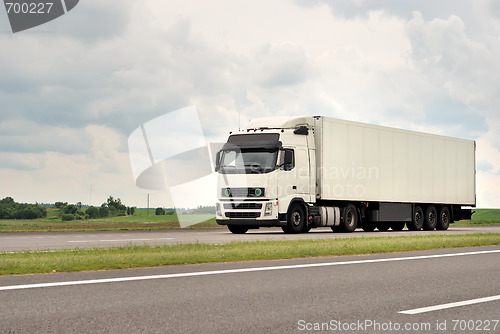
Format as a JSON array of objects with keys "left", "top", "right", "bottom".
[
  {"left": 223, "top": 203, "right": 263, "bottom": 210},
  {"left": 225, "top": 212, "right": 261, "bottom": 219},
  {"left": 221, "top": 187, "right": 265, "bottom": 198}
]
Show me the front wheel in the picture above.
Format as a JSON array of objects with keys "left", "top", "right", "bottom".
[
  {"left": 340, "top": 204, "right": 358, "bottom": 233},
  {"left": 227, "top": 225, "right": 249, "bottom": 234},
  {"left": 283, "top": 204, "right": 306, "bottom": 234}
]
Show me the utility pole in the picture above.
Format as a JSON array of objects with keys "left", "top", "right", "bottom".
[{"left": 147, "top": 193, "right": 150, "bottom": 216}]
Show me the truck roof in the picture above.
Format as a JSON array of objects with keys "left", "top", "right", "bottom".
[{"left": 246, "top": 116, "right": 314, "bottom": 130}]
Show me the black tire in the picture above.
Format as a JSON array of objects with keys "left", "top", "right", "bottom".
[
  {"left": 227, "top": 225, "right": 249, "bottom": 234},
  {"left": 340, "top": 204, "right": 358, "bottom": 233},
  {"left": 423, "top": 205, "right": 437, "bottom": 230},
  {"left": 407, "top": 205, "right": 424, "bottom": 231},
  {"left": 377, "top": 222, "right": 390, "bottom": 232},
  {"left": 437, "top": 206, "right": 451, "bottom": 230},
  {"left": 391, "top": 222, "right": 406, "bottom": 231},
  {"left": 362, "top": 221, "right": 376, "bottom": 232},
  {"left": 284, "top": 204, "right": 305, "bottom": 234}
]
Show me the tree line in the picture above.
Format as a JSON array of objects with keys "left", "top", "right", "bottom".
[
  {"left": 0, "top": 197, "right": 47, "bottom": 219},
  {"left": 0, "top": 196, "right": 134, "bottom": 221},
  {"left": 57, "top": 196, "right": 135, "bottom": 221},
  {"left": 0, "top": 196, "right": 216, "bottom": 220}
]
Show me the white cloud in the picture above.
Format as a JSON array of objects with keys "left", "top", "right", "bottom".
[{"left": 0, "top": 0, "right": 499, "bottom": 208}]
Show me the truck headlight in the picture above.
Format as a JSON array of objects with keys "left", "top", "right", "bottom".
[{"left": 264, "top": 202, "right": 273, "bottom": 216}]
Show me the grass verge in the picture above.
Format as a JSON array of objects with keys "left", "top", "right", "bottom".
[
  {"left": 0, "top": 212, "right": 219, "bottom": 232},
  {"left": 1, "top": 233, "right": 498, "bottom": 276}
]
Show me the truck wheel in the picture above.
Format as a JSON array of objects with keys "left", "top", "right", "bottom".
[
  {"left": 407, "top": 205, "right": 424, "bottom": 231},
  {"left": 283, "top": 204, "right": 305, "bottom": 234},
  {"left": 423, "top": 205, "right": 437, "bottom": 230},
  {"left": 436, "top": 206, "right": 451, "bottom": 230},
  {"left": 227, "top": 225, "right": 249, "bottom": 234},
  {"left": 391, "top": 222, "right": 405, "bottom": 231},
  {"left": 377, "top": 222, "right": 390, "bottom": 232},
  {"left": 340, "top": 204, "right": 358, "bottom": 232}
]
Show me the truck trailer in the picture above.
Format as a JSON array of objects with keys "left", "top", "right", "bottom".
[{"left": 214, "top": 116, "right": 475, "bottom": 234}]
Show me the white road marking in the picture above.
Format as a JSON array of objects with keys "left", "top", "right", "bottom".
[
  {"left": 67, "top": 238, "right": 175, "bottom": 243},
  {"left": 399, "top": 295, "right": 500, "bottom": 314},
  {"left": 0, "top": 249, "right": 498, "bottom": 292}
]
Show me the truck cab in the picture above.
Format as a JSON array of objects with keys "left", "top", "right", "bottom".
[{"left": 215, "top": 117, "right": 315, "bottom": 234}]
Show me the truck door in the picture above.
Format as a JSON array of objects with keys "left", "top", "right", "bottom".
[
  {"left": 295, "top": 148, "right": 310, "bottom": 197},
  {"left": 278, "top": 148, "right": 309, "bottom": 201}
]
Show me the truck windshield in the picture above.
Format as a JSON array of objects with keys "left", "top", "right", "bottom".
[{"left": 219, "top": 149, "right": 278, "bottom": 174}]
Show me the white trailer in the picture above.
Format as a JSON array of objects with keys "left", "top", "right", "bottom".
[{"left": 215, "top": 116, "right": 475, "bottom": 234}]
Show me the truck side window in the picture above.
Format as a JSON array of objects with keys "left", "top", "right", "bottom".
[{"left": 281, "top": 149, "right": 295, "bottom": 171}]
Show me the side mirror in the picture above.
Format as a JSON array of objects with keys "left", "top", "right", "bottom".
[{"left": 215, "top": 151, "right": 221, "bottom": 172}]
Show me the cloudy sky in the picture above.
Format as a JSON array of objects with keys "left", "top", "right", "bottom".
[{"left": 0, "top": 0, "right": 499, "bottom": 209}]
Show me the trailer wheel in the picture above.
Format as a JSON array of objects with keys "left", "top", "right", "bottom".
[
  {"left": 407, "top": 205, "right": 424, "bottom": 231},
  {"left": 423, "top": 205, "right": 437, "bottom": 230},
  {"left": 436, "top": 206, "right": 450, "bottom": 230},
  {"left": 391, "top": 222, "right": 405, "bottom": 231},
  {"left": 283, "top": 203, "right": 305, "bottom": 234},
  {"left": 340, "top": 204, "right": 358, "bottom": 232},
  {"left": 227, "top": 225, "right": 249, "bottom": 234}
]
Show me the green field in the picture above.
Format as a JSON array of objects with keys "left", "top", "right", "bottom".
[
  {"left": 454, "top": 208, "right": 500, "bottom": 226},
  {"left": 0, "top": 234, "right": 498, "bottom": 275},
  {"left": 0, "top": 208, "right": 219, "bottom": 232},
  {"left": 0, "top": 208, "right": 498, "bottom": 232}
]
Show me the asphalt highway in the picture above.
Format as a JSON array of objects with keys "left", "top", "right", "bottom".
[
  {"left": 0, "top": 246, "right": 498, "bottom": 333},
  {"left": 0, "top": 225, "right": 498, "bottom": 252}
]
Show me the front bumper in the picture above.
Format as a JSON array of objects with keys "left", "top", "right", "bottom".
[
  {"left": 216, "top": 199, "right": 283, "bottom": 226},
  {"left": 216, "top": 218, "right": 283, "bottom": 226}
]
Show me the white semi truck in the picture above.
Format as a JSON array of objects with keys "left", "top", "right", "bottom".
[{"left": 215, "top": 116, "right": 475, "bottom": 234}]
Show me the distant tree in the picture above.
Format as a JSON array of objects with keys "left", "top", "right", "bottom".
[
  {"left": 0, "top": 206, "right": 14, "bottom": 219},
  {"left": 189, "top": 205, "right": 216, "bottom": 214},
  {"left": 107, "top": 196, "right": 126, "bottom": 211},
  {"left": 20, "top": 206, "right": 42, "bottom": 219},
  {"left": 0, "top": 198, "right": 46, "bottom": 219},
  {"left": 62, "top": 214, "right": 75, "bottom": 221},
  {"left": 34, "top": 205, "right": 47, "bottom": 218},
  {"left": 127, "top": 207, "right": 131, "bottom": 215},
  {"left": 130, "top": 207, "right": 135, "bottom": 215},
  {"left": 86, "top": 206, "right": 100, "bottom": 219},
  {"left": 63, "top": 204, "right": 78, "bottom": 215},
  {"left": 0, "top": 197, "right": 15, "bottom": 205},
  {"left": 155, "top": 207, "right": 165, "bottom": 215},
  {"left": 99, "top": 204, "right": 109, "bottom": 218},
  {"left": 54, "top": 202, "right": 68, "bottom": 209}
]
